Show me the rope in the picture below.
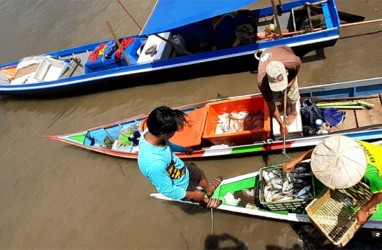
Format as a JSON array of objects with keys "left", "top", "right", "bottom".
[{"left": 210, "top": 208, "right": 214, "bottom": 235}]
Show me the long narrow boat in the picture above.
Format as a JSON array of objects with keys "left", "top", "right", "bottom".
[
  {"left": 150, "top": 160, "right": 382, "bottom": 231},
  {"left": 0, "top": 0, "right": 341, "bottom": 96},
  {"left": 45, "top": 76, "right": 382, "bottom": 159}
]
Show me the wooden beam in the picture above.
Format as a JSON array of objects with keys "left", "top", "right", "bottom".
[{"left": 270, "top": 0, "right": 283, "bottom": 38}]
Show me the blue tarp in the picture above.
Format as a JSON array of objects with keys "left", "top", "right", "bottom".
[{"left": 140, "top": 0, "right": 257, "bottom": 36}]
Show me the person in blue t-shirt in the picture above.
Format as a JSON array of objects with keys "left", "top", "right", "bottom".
[{"left": 138, "top": 106, "right": 223, "bottom": 208}]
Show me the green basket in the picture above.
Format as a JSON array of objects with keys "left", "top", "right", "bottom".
[{"left": 258, "top": 163, "right": 316, "bottom": 211}]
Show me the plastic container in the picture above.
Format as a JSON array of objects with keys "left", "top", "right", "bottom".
[
  {"left": 305, "top": 182, "right": 377, "bottom": 247},
  {"left": 258, "top": 163, "right": 316, "bottom": 211},
  {"left": 202, "top": 96, "right": 270, "bottom": 145}
]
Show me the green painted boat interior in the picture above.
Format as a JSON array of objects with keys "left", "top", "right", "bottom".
[
  {"left": 68, "top": 132, "right": 87, "bottom": 143},
  {"left": 214, "top": 174, "right": 382, "bottom": 220}
]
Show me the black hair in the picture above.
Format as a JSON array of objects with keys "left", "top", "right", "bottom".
[{"left": 147, "top": 106, "right": 188, "bottom": 136}]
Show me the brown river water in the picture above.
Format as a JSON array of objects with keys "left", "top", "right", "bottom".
[{"left": 0, "top": 0, "right": 382, "bottom": 249}]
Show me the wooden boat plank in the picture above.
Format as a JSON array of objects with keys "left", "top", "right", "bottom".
[
  {"left": 329, "top": 110, "right": 357, "bottom": 132},
  {"left": 356, "top": 97, "right": 382, "bottom": 127}
]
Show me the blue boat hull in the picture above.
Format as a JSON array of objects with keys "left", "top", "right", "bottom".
[{"left": 0, "top": 0, "right": 340, "bottom": 96}]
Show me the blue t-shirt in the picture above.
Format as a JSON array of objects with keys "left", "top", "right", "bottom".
[{"left": 138, "top": 130, "right": 189, "bottom": 200}]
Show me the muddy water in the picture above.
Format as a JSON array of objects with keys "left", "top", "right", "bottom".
[{"left": 0, "top": 0, "right": 381, "bottom": 249}]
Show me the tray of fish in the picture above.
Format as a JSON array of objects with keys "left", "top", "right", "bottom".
[{"left": 258, "top": 163, "right": 316, "bottom": 211}]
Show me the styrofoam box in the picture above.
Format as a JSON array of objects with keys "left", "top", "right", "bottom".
[
  {"left": 137, "top": 32, "right": 172, "bottom": 63},
  {"left": 272, "top": 101, "right": 303, "bottom": 139}
]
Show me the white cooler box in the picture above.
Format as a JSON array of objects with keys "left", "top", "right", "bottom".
[
  {"left": 272, "top": 101, "right": 303, "bottom": 139},
  {"left": 137, "top": 32, "right": 172, "bottom": 64}
]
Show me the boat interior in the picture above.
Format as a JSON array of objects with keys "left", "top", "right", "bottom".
[
  {"left": 82, "top": 92, "right": 382, "bottom": 154},
  {"left": 0, "top": 1, "right": 332, "bottom": 86}
]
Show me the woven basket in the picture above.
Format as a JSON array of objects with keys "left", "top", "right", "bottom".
[{"left": 305, "top": 182, "right": 377, "bottom": 247}]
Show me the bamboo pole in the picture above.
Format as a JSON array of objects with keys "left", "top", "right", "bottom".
[
  {"left": 105, "top": 20, "right": 131, "bottom": 66},
  {"left": 282, "top": 89, "right": 287, "bottom": 155},
  {"left": 341, "top": 18, "right": 382, "bottom": 28},
  {"left": 116, "top": 0, "right": 192, "bottom": 55},
  {"left": 310, "top": 94, "right": 379, "bottom": 103},
  {"left": 117, "top": 0, "right": 143, "bottom": 30},
  {"left": 270, "top": 0, "right": 283, "bottom": 38}
]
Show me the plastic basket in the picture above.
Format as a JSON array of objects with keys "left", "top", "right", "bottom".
[
  {"left": 202, "top": 96, "right": 270, "bottom": 146},
  {"left": 305, "top": 182, "right": 377, "bottom": 247},
  {"left": 258, "top": 163, "right": 316, "bottom": 211}
]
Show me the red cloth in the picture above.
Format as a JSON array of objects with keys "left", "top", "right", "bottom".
[
  {"left": 88, "top": 43, "right": 106, "bottom": 62},
  {"left": 114, "top": 37, "right": 135, "bottom": 62}
]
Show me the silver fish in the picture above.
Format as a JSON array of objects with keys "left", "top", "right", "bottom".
[
  {"left": 294, "top": 185, "right": 311, "bottom": 197},
  {"left": 282, "top": 181, "right": 294, "bottom": 194}
]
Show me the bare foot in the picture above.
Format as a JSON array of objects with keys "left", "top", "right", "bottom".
[{"left": 285, "top": 112, "right": 298, "bottom": 125}]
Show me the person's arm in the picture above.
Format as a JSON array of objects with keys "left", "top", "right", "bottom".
[
  {"left": 282, "top": 148, "right": 314, "bottom": 172},
  {"left": 168, "top": 141, "right": 193, "bottom": 155},
  {"left": 185, "top": 190, "right": 208, "bottom": 203},
  {"left": 357, "top": 192, "right": 382, "bottom": 225}
]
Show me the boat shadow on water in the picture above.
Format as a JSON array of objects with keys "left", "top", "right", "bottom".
[
  {"left": 289, "top": 223, "right": 382, "bottom": 250},
  {"left": 205, "top": 233, "right": 248, "bottom": 250}
]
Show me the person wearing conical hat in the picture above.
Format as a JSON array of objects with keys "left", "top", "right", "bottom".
[{"left": 283, "top": 135, "right": 382, "bottom": 226}]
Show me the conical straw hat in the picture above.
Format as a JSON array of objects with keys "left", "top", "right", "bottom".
[{"left": 311, "top": 135, "right": 367, "bottom": 189}]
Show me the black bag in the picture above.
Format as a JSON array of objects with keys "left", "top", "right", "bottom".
[
  {"left": 301, "top": 99, "right": 324, "bottom": 136},
  {"left": 301, "top": 99, "right": 324, "bottom": 126}
]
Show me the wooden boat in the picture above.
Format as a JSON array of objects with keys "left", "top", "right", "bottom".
[
  {"left": 45, "top": 76, "right": 382, "bottom": 159},
  {"left": 149, "top": 161, "right": 382, "bottom": 231},
  {"left": 0, "top": 0, "right": 341, "bottom": 96}
]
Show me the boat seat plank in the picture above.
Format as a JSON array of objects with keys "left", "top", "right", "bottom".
[
  {"left": 355, "top": 97, "right": 382, "bottom": 127},
  {"left": 329, "top": 110, "right": 357, "bottom": 132}
]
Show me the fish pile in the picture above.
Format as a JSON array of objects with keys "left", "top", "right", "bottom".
[
  {"left": 215, "top": 110, "right": 264, "bottom": 135},
  {"left": 261, "top": 165, "right": 314, "bottom": 203}
]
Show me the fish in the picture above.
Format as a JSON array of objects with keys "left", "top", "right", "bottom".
[
  {"left": 294, "top": 185, "right": 311, "bottom": 197},
  {"left": 270, "top": 193, "right": 293, "bottom": 202},
  {"left": 282, "top": 181, "right": 294, "bottom": 194},
  {"left": 262, "top": 170, "right": 270, "bottom": 182},
  {"left": 293, "top": 165, "right": 309, "bottom": 173},
  {"left": 291, "top": 172, "right": 312, "bottom": 178},
  {"left": 270, "top": 178, "right": 283, "bottom": 190}
]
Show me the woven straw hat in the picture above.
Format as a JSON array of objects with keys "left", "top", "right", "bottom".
[{"left": 311, "top": 135, "right": 367, "bottom": 189}]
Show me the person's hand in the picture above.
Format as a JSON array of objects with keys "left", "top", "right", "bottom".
[
  {"left": 184, "top": 147, "right": 194, "bottom": 156},
  {"left": 356, "top": 208, "right": 369, "bottom": 225},
  {"left": 281, "top": 124, "right": 288, "bottom": 138},
  {"left": 191, "top": 190, "right": 207, "bottom": 203}
]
